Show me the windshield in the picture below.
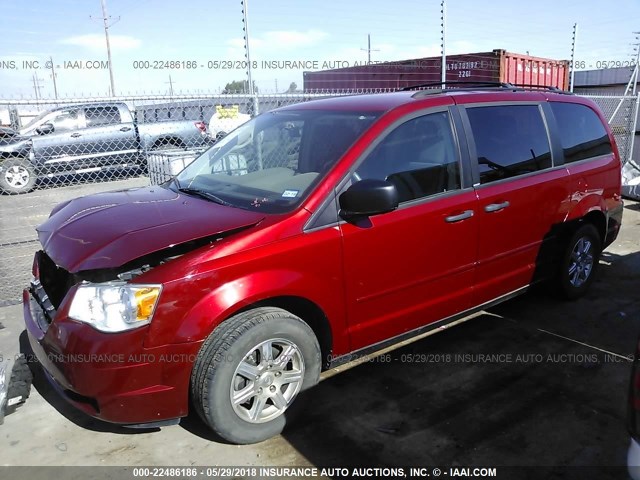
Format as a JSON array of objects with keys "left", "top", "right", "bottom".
[
  {"left": 22, "top": 111, "right": 51, "bottom": 130},
  {"left": 172, "top": 109, "right": 380, "bottom": 213}
]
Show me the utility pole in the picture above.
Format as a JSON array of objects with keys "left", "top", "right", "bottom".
[
  {"left": 166, "top": 75, "right": 175, "bottom": 96},
  {"left": 100, "top": 0, "right": 117, "bottom": 96},
  {"left": 241, "top": 0, "right": 254, "bottom": 95},
  {"left": 569, "top": 23, "right": 578, "bottom": 92},
  {"left": 631, "top": 32, "right": 640, "bottom": 95},
  {"left": 608, "top": 32, "right": 640, "bottom": 127},
  {"left": 32, "top": 72, "right": 43, "bottom": 100},
  {"left": 440, "top": 0, "right": 447, "bottom": 84},
  {"left": 50, "top": 56, "right": 59, "bottom": 99},
  {"left": 361, "top": 34, "right": 380, "bottom": 64}
]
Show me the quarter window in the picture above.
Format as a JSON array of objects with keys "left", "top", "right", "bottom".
[
  {"left": 466, "top": 105, "right": 552, "bottom": 184},
  {"left": 550, "top": 102, "right": 612, "bottom": 163},
  {"left": 354, "top": 111, "right": 461, "bottom": 203}
]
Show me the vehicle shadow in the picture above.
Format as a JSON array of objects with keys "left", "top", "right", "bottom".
[
  {"left": 277, "top": 249, "right": 639, "bottom": 472},
  {"left": 18, "top": 330, "right": 157, "bottom": 435}
]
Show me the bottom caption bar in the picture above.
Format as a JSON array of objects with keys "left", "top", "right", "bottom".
[{"left": 0, "top": 465, "right": 631, "bottom": 479}]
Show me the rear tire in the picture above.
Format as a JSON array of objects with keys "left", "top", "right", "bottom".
[
  {"left": 0, "top": 158, "right": 36, "bottom": 194},
  {"left": 191, "top": 307, "right": 321, "bottom": 444},
  {"left": 557, "top": 223, "right": 601, "bottom": 300}
]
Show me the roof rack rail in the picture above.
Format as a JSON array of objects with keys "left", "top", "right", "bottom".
[
  {"left": 402, "top": 81, "right": 574, "bottom": 96},
  {"left": 401, "top": 81, "right": 512, "bottom": 91},
  {"left": 508, "top": 83, "right": 573, "bottom": 94}
]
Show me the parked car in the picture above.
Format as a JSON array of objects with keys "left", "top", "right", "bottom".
[
  {"left": 0, "top": 127, "right": 33, "bottom": 191},
  {"left": 207, "top": 104, "right": 251, "bottom": 141},
  {"left": 23, "top": 85, "right": 623, "bottom": 444},
  {"left": 0, "top": 102, "right": 210, "bottom": 194}
]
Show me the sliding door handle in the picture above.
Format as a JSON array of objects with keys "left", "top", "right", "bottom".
[
  {"left": 484, "top": 201, "right": 510, "bottom": 213},
  {"left": 445, "top": 210, "right": 474, "bottom": 223}
]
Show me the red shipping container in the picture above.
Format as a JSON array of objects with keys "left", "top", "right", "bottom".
[{"left": 303, "top": 49, "right": 569, "bottom": 91}]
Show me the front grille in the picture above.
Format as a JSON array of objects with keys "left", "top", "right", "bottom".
[{"left": 36, "top": 251, "right": 74, "bottom": 309}]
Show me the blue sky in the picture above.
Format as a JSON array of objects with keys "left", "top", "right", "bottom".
[{"left": 0, "top": 0, "right": 639, "bottom": 97}]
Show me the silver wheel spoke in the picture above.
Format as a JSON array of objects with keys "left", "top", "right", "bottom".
[
  {"left": 272, "top": 391, "right": 288, "bottom": 410},
  {"left": 280, "top": 369, "right": 303, "bottom": 385},
  {"left": 570, "top": 269, "right": 580, "bottom": 285},
  {"left": 249, "top": 396, "right": 268, "bottom": 421},
  {"left": 237, "top": 360, "right": 259, "bottom": 380},
  {"left": 274, "top": 345, "right": 296, "bottom": 369},
  {"left": 232, "top": 382, "right": 256, "bottom": 405},
  {"left": 260, "top": 341, "right": 273, "bottom": 363}
]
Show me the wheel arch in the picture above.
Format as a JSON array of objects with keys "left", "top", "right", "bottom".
[
  {"left": 162, "top": 276, "right": 339, "bottom": 370},
  {"left": 583, "top": 210, "right": 607, "bottom": 246},
  {"left": 239, "top": 296, "right": 334, "bottom": 369},
  {"left": 150, "top": 136, "right": 186, "bottom": 149}
]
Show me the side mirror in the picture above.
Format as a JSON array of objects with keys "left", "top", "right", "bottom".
[
  {"left": 36, "top": 123, "right": 54, "bottom": 135},
  {"left": 339, "top": 179, "right": 399, "bottom": 219}
]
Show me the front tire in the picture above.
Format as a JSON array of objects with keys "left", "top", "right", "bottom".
[
  {"left": 558, "top": 223, "right": 601, "bottom": 300},
  {"left": 191, "top": 307, "right": 321, "bottom": 444},
  {"left": 0, "top": 158, "right": 36, "bottom": 194}
]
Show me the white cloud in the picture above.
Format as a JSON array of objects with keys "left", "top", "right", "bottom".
[{"left": 60, "top": 34, "right": 141, "bottom": 51}]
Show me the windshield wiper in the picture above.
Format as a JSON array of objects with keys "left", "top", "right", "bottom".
[{"left": 177, "top": 186, "right": 233, "bottom": 207}]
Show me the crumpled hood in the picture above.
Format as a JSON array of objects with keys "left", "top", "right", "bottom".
[{"left": 37, "top": 186, "right": 265, "bottom": 272}]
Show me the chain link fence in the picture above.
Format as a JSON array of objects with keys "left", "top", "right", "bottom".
[
  {"left": 584, "top": 94, "right": 639, "bottom": 166},
  {"left": 0, "top": 90, "right": 637, "bottom": 305}
]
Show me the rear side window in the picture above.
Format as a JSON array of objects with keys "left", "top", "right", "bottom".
[
  {"left": 85, "top": 106, "right": 121, "bottom": 127},
  {"left": 550, "top": 102, "right": 612, "bottom": 163},
  {"left": 467, "top": 105, "right": 552, "bottom": 185}
]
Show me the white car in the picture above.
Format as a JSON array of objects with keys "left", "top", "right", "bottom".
[{"left": 208, "top": 105, "right": 251, "bottom": 141}]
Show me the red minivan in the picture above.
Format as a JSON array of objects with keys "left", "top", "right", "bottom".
[{"left": 24, "top": 85, "right": 623, "bottom": 444}]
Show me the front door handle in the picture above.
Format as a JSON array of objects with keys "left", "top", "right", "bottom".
[
  {"left": 70, "top": 133, "right": 82, "bottom": 138},
  {"left": 120, "top": 126, "right": 132, "bottom": 132},
  {"left": 445, "top": 210, "right": 474, "bottom": 223},
  {"left": 484, "top": 201, "right": 510, "bottom": 213}
]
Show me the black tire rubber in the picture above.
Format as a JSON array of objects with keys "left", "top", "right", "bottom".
[
  {"left": 151, "top": 139, "right": 185, "bottom": 151},
  {"left": 0, "top": 157, "right": 37, "bottom": 194},
  {"left": 5, "top": 355, "right": 33, "bottom": 415},
  {"left": 557, "top": 223, "right": 601, "bottom": 300},
  {"left": 191, "top": 307, "right": 321, "bottom": 444}
]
